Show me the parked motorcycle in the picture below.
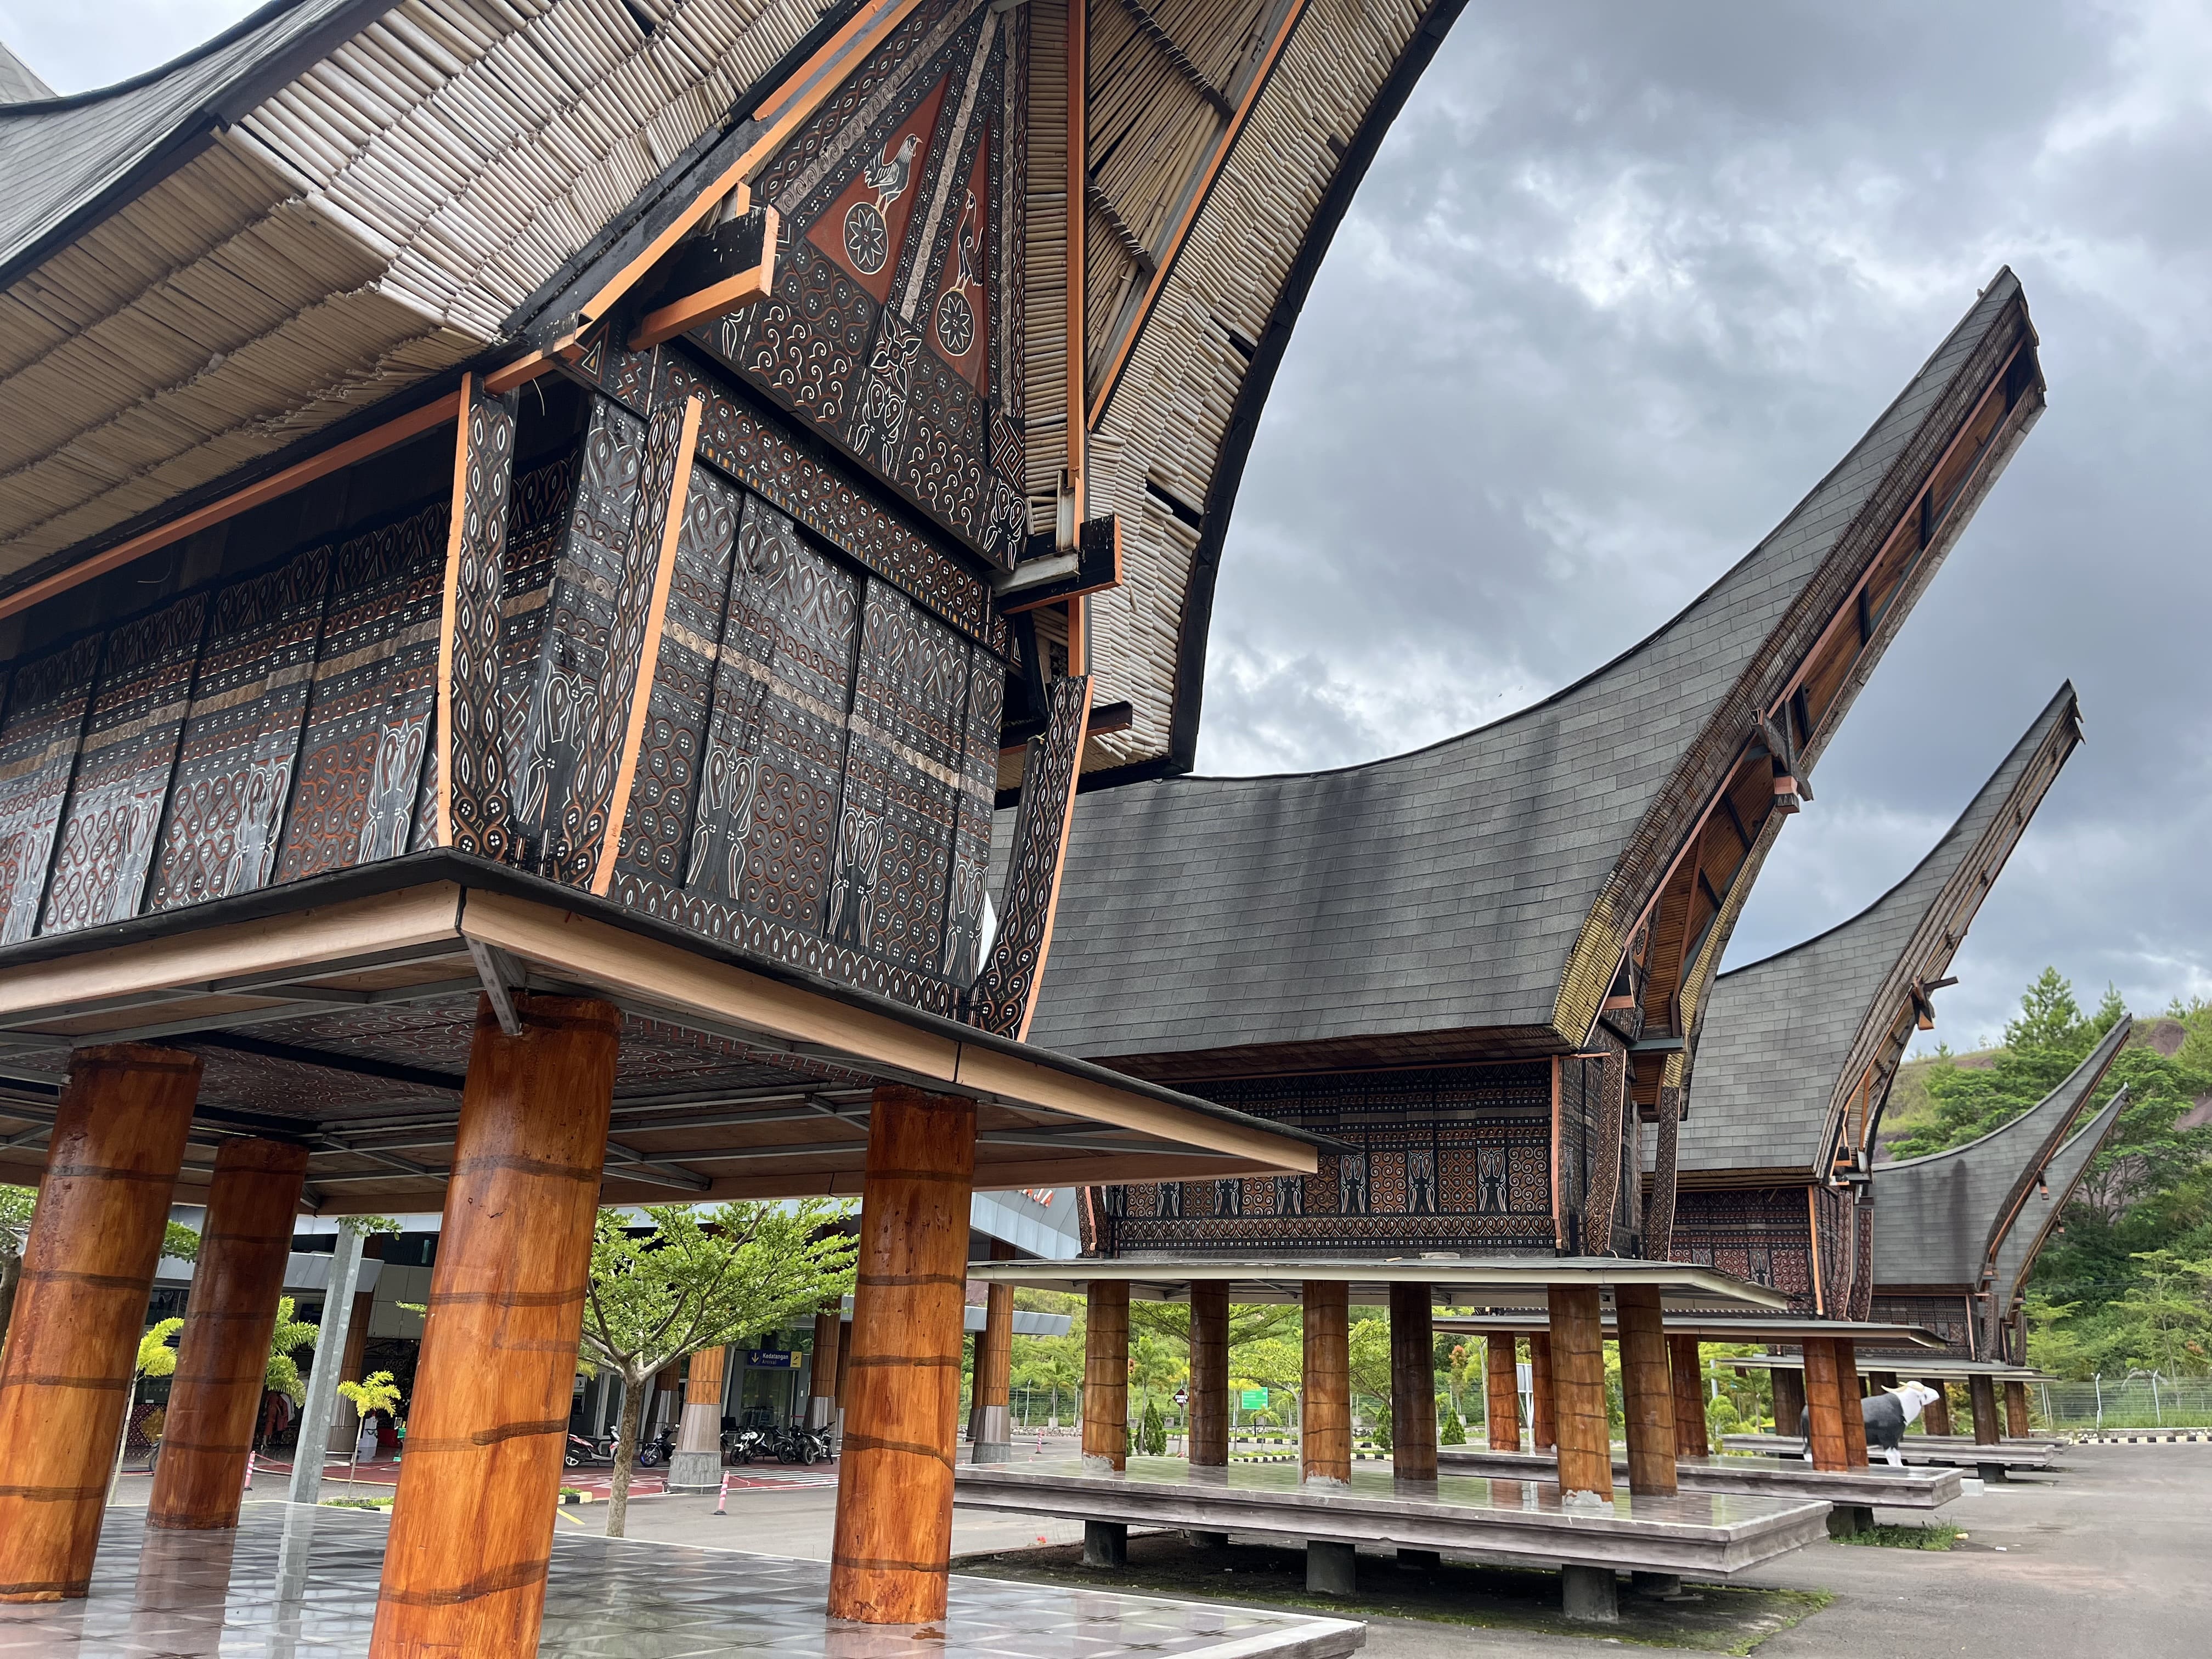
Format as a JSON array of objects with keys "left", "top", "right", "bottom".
[
  {"left": 637, "top": 1427, "right": 675, "bottom": 1469},
  {"left": 722, "top": 1425, "right": 769, "bottom": 1465},
  {"left": 770, "top": 1421, "right": 832, "bottom": 1465}
]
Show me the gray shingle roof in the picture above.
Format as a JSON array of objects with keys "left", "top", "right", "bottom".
[
  {"left": 1871, "top": 1015, "right": 2131, "bottom": 1291},
  {"left": 1680, "top": 684, "right": 2083, "bottom": 1177},
  {"left": 1989, "top": 1084, "right": 2125, "bottom": 1330},
  {"left": 0, "top": 39, "right": 53, "bottom": 103},
  {"left": 1024, "top": 273, "right": 2035, "bottom": 1065},
  {"left": 0, "top": 0, "right": 373, "bottom": 282}
]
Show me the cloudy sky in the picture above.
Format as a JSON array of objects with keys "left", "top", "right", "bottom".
[{"left": 9, "top": 2, "right": 2206, "bottom": 1053}]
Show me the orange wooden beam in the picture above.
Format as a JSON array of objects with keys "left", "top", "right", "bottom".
[{"left": 627, "top": 216, "right": 780, "bottom": 350}]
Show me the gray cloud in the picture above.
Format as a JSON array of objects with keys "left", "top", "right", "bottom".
[{"left": 1205, "top": 0, "right": 2212, "bottom": 1051}]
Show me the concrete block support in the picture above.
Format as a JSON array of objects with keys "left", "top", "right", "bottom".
[
  {"left": 0, "top": 1045, "right": 199, "bottom": 1602},
  {"left": 827, "top": 1087, "right": 977, "bottom": 1625},
  {"left": 369, "top": 996, "right": 618, "bottom": 1658},
  {"left": 1082, "top": 1520, "right": 1127, "bottom": 1567},
  {"left": 1561, "top": 1564, "right": 1619, "bottom": 1622},
  {"left": 1306, "top": 1539, "right": 1357, "bottom": 1596},
  {"left": 149, "top": 1137, "right": 310, "bottom": 1530}
]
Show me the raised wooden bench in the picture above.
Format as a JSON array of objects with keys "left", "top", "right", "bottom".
[
  {"left": 1722, "top": 1433, "right": 2061, "bottom": 1483},
  {"left": 1437, "top": 1446, "right": 1959, "bottom": 1536},
  {"left": 953, "top": 1457, "right": 1829, "bottom": 1622}
]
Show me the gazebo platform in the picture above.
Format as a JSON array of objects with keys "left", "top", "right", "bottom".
[{"left": 1436, "top": 1447, "right": 1962, "bottom": 1510}]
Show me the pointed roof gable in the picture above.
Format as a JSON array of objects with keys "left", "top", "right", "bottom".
[
  {"left": 0, "top": 38, "right": 53, "bottom": 104},
  {"left": 1984, "top": 1083, "right": 2125, "bottom": 1352},
  {"left": 1871, "top": 1015, "right": 2132, "bottom": 1294},
  {"left": 1681, "top": 684, "right": 2083, "bottom": 1180},
  {"left": 1023, "top": 275, "right": 2045, "bottom": 1074}
]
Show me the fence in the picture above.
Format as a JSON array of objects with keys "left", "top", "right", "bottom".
[{"left": 2034, "top": 1375, "right": 2212, "bottom": 1431}]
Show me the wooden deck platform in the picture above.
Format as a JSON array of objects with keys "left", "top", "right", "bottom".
[
  {"left": 1722, "top": 1434, "right": 2062, "bottom": 1480},
  {"left": 1436, "top": 1447, "right": 1962, "bottom": 1510}
]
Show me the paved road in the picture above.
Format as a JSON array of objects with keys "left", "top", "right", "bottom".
[{"left": 602, "top": 1441, "right": 2209, "bottom": 1656}]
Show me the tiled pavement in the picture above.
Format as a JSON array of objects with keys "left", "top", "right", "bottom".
[{"left": 0, "top": 1499, "right": 1363, "bottom": 1657}]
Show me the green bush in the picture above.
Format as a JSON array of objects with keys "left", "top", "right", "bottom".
[
  {"left": 1440, "top": 1410, "right": 1466, "bottom": 1446},
  {"left": 1138, "top": 1400, "right": 1167, "bottom": 1456},
  {"left": 1372, "top": 1401, "right": 1392, "bottom": 1453}
]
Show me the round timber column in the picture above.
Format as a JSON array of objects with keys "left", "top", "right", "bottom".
[
  {"left": 808, "top": 1304, "right": 843, "bottom": 1433},
  {"left": 1547, "top": 1286, "right": 1610, "bottom": 1504},
  {"left": 1189, "top": 1280, "right": 1229, "bottom": 1467},
  {"left": 1081, "top": 1279, "right": 1130, "bottom": 1471},
  {"left": 369, "top": 995, "right": 617, "bottom": 1659},
  {"left": 148, "top": 1136, "right": 309, "bottom": 1530},
  {"left": 1615, "top": 1286, "right": 1677, "bottom": 1496},
  {"left": 827, "top": 1087, "right": 977, "bottom": 1625},
  {"left": 1771, "top": 1361, "right": 1807, "bottom": 1438},
  {"left": 1485, "top": 1334, "right": 1521, "bottom": 1451},
  {"left": 0, "top": 1043, "right": 199, "bottom": 1602},
  {"left": 972, "top": 1241, "right": 1015, "bottom": 1463},
  {"left": 1668, "top": 1335, "right": 1708, "bottom": 1457},
  {"left": 666, "top": 1345, "right": 727, "bottom": 1493},
  {"left": 2004, "top": 1379, "right": 2032, "bottom": 1438},
  {"left": 1301, "top": 1282, "right": 1352, "bottom": 1488},
  {"left": 1387, "top": 1283, "right": 1437, "bottom": 1482},
  {"left": 1527, "top": 1333, "right": 1557, "bottom": 1451},
  {"left": 1922, "top": 1381, "right": 1953, "bottom": 1437},
  {"left": 1834, "top": 1340, "right": 1869, "bottom": 1468},
  {"left": 1801, "top": 1341, "right": 1850, "bottom": 1472},
  {"left": 1968, "top": 1373, "right": 2001, "bottom": 1446}
]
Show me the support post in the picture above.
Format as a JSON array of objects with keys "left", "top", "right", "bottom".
[
  {"left": 1968, "top": 1373, "right": 2000, "bottom": 1445},
  {"left": 827, "top": 1087, "right": 977, "bottom": 1625},
  {"left": 1548, "top": 1285, "right": 1610, "bottom": 1505},
  {"left": 1801, "top": 1341, "right": 1850, "bottom": 1473},
  {"left": 1615, "top": 1286, "right": 1676, "bottom": 1496},
  {"left": 972, "top": 1240, "right": 1015, "bottom": 1463},
  {"left": 1388, "top": 1282, "right": 1437, "bottom": 1483},
  {"left": 808, "top": 1303, "right": 843, "bottom": 1439},
  {"left": 1527, "top": 1332, "right": 1556, "bottom": 1451},
  {"left": 1922, "top": 1381, "right": 1953, "bottom": 1437},
  {"left": 1561, "top": 1563, "right": 1619, "bottom": 1623},
  {"left": 1082, "top": 1279, "right": 1129, "bottom": 1472},
  {"left": 369, "top": 996, "right": 617, "bottom": 1659},
  {"left": 667, "top": 1345, "right": 727, "bottom": 1493},
  {"left": 1835, "top": 1339, "right": 1869, "bottom": 1468},
  {"left": 2005, "top": 1378, "right": 2032, "bottom": 1438},
  {"left": 1485, "top": 1334, "right": 1521, "bottom": 1451},
  {"left": 0, "top": 1045, "right": 199, "bottom": 1602},
  {"left": 1668, "top": 1335, "right": 1707, "bottom": 1457},
  {"left": 1189, "top": 1280, "right": 1229, "bottom": 1468},
  {"left": 289, "top": 1224, "right": 367, "bottom": 1505},
  {"left": 149, "top": 1137, "right": 309, "bottom": 1530},
  {"left": 1771, "top": 1362, "right": 1806, "bottom": 1438},
  {"left": 1301, "top": 1281, "right": 1350, "bottom": 1489}
]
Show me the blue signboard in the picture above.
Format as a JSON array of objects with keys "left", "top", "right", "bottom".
[{"left": 746, "top": 1349, "right": 797, "bottom": 1369}]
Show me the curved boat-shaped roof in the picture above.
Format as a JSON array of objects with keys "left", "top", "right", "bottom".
[
  {"left": 0, "top": 38, "right": 53, "bottom": 104},
  {"left": 0, "top": 0, "right": 1466, "bottom": 780},
  {"left": 1681, "top": 684, "right": 2083, "bottom": 1181},
  {"left": 1984, "top": 1084, "right": 2125, "bottom": 1355},
  {"left": 1871, "top": 1015, "right": 2131, "bottom": 1294},
  {"left": 1025, "top": 273, "right": 2045, "bottom": 1074}
]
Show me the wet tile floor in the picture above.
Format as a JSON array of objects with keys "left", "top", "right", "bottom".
[{"left": 0, "top": 1499, "right": 1363, "bottom": 1657}]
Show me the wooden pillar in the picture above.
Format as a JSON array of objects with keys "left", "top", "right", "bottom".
[
  {"left": 1189, "top": 1281, "right": 1229, "bottom": 1468},
  {"left": 827, "top": 1087, "right": 977, "bottom": 1626},
  {"left": 1301, "top": 1282, "right": 1350, "bottom": 1489},
  {"left": 835, "top": 1319, "right": 853, "bottom": 1408},
  {"left": 1922, "top": 1381, "right": 1953, "bottom": 1437},
  {"left": 1527, "top": 1333, "right": 1556, "bottom": 1451},
  {"left": 1968, "top": 1373, "right": 2000, "bottom": 1446},
  {"left": 148, "top": 1137, "right": 309, "bottom": 1531},
  {"left": 1614, "top": 1287, "right": 1675, "bottom": 1496},
  {"left": 1771, "top": 1363, "right": 1806, "bottom": 1437},
  {"left": 1484, "top": 1335, "right": 1521, "bottom": 1451},
  {"left": 369, "top": 995, "right": 617, "bottom": 1659},
  {"left": 2004, "top": 1379, "right": 2032, "bottom": 1438},
  {"left": 1547, "top": 1285, "right": 1610, "bottom": 1503},
  {"left": 1388, "top": 1283, "right": 1437, "bottom": 1482},
  {"left": 1801, "top": 1341, "right": 1849, "bottom": 1472},
  {"left": 1834, "top": 1339, "right": 1869, "bottom": 1468},
  {"left": 972, "top": 1241, "right": 1015, "bottom": 1462},
  {"left": 1668, "top": 1335, "right": 1707, "bottom": 1457},
  {"left": 808, "top": 1304, "right": 843, "bottom": 1431},
  {"left": 1081, "top": 1280, "right": 1129, "bottom": 1472},
  {"left": 0, "top": 1045, "right": 199, "bottom": 1602},
  {"left": 667, "top": 1344, "right": 727, "bottom": 1492}
]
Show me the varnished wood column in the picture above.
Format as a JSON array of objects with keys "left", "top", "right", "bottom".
[
  {"left": 1527, "top": 1333, "right": 1556, "bottom": 1450},
  {"left": 828, "top": 1087, "right": 977, "bottom": 1625},
  {"left": 1615, "top": 1286, "right": 1675, "bottom": 1496},
  {"left": 1834, "top": 1339, "right": 1869, "bottom": 1468},
  {"left": 1081, "top": 1280, "right": 1129, "bottom": 1472},
  {"left": 2004, "top": 1379, "right": 2032, "bottom": 1438},
  {"left": 1801, "top": 1341, "right": 1850, "bottom": 1472},
  {"left": 1547, "top": 1286, "right": 1610, "bottom": 1503},
  {"left": 1189, "top": 1281, "right": 1229, "bottom": 1467},
  {"left": 369, "top": 996, "right": 617, "bottom": 1659},
  {"left": 1668, "top": 1335, "right": 1708, "bottom": 1457},
  {"left": 1301, "top": 1282, "right": 1351, "bottom": 1489},
  {"left": 1485, "top": 1335, "right": 1521, "bottom": 1450},
  {"left": 1968, "top": 1373, "right": 2001, "bottom": 1446},
  {"left": 1388, "top": 1283, "right": 1437, "bottom": 1482},
  {"left": 1771, "top": 1362, "right": 1806, "bottom": 1438},
  {"left": 1922, "top": 1381, "right": 1953, "bottom": 1436},
  {"left": 148, "top": 1137, "right": 309, "bottom": 1530},
  {"left": 0, "top": 1045, "right": 199, "bottom": 1602},
  {"left": 972, "top": 1241, "right": 1015, "bottom": 1463},
  {"left": 808, "top": 1304, "right": 843, "bottom": 1431},
  {"left": 667, "top": 1344, "right": 727, "bottom": 1493}
]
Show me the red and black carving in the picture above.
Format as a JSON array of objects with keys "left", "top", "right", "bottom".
[
  {"left": 0, "top": 637, "right": 103, "bottom": 943},
  {"left": 440, "top": 380, "right": 520, "bottom": 862},
  {"left": 1671, "top": 1186, "right": 1819, "bottom": 1308}
]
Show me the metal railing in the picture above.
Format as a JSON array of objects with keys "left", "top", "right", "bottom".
[{"left": 2033, "top": 1374, "right": 2212, "bottom": 1431}]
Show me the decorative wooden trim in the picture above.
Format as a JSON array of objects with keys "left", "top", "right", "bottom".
[
  {"left": 1806, "top": 1185, "right": 1826, "bottom": 1317},
  {"left": 0, "top": 392, "right": 461, "bottom": 626},
  {"left": 968, "top": 674, "right": 1092, "bottom": 1038},
  {"left": 484, "top": 351, "right": 560, "bottom": 396},
  {"left": 592, "top": 397, "right": 705, "bottom": 896},
  {"left": 627, "top": 212, "right": 782, "bottom": 349},
  {"left": 1549, "top": 1055, "right": 1565, "bottom": 1251},
  {"left": 436, "top": 377, "right": 520, "bottom": 858},
  {"left": 1065, "top": 0, "right": 1086, "bottom": 521}
]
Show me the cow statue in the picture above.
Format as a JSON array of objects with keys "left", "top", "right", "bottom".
[{"left": 1798, "top": 1380, "right": 1942, "bottom": 1466}]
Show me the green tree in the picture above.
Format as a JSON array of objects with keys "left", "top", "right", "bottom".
[
  {"left": 263, "top": 1297, "right": 320, "bottom": 1414},
  {"left": 335, "top": 1371, "right": 402, "bottom": 1493},
  {"left": 580, "top": 1202, "right": 856, "bottom": 1536},
  {"left": 1137, "top": 1398, "right": 1167, "bottom": 1455},
  {"left": 110, "top": 1318, "right": 184, "bottom": 1498}
]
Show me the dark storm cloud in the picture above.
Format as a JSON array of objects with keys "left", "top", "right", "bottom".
[{"left": 1204, "top": 0, "right": 2212, "bottom": 1049}]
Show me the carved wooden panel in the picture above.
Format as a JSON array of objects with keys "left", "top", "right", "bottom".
[
  {"left": 968, "top": 671, "right": 1088, "bottom": 1037},
  {"left": 1671, "top": 1185, "right": 1817, "bottom": 1308},
  {"left": 40, "top": 596, "right": 209, "bottom": 934},
  {"left": 0, "top": 637, "right": 103, "bottom": 942},
  {"left": 438, "top": 378, "right": 519, "bottom": 861},
  {"left": 941, "top": 645, "right": 1001, "bottom": 985},
  {"left": 279, "top": 501, "right": 448, "bottom": 883}
]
